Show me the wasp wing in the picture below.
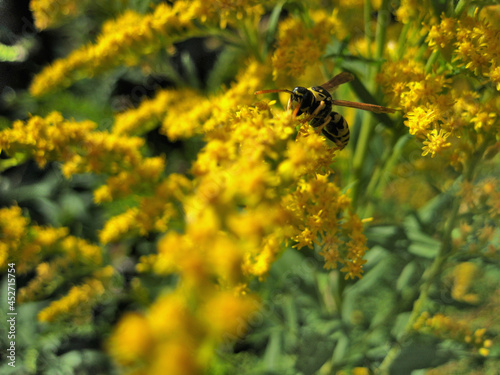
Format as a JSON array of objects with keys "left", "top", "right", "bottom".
[
  {"left": 332, "top": 99, "right": 396, "bottom": 114},
  {"left": 320, "top": 72, "right": 354, "bottom": 92}
]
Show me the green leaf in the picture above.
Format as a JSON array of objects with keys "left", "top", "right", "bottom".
[
  {"left": 396, "top": 261, "right": 419, "bottom": 291},
  {"left": 264, "top": 2, "right": 285, "bottom": 56},
  {"left": 263, "top": 329, "right": 282, "bottom": 371},
  {"left": 206, "top": 47, "right": 241, "bottom": 93},
  {"left": 404, "top": 215, "right": 441, "bottom": 259},
  {"left": 294, "top": 329, "right": 335, "bottom": 375},
  {"left": 181, "top": 51, "right": 201, "bottom": 90},
  {"left": 417, "top": 192, "right": 454, "bottom": 229},
  {"left": 389, "top": 338, "right": 455, "bottom": 374},
  {"left": 332, "top": 333, "right": 350, "bottom": 364}
]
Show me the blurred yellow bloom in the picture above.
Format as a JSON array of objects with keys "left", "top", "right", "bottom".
[
  {"left": 0, "top": 112, "right": 96, "bottom": 169},
  {"left": 451, "top": 262, "right": 480, "bottom": 304},
  {"left": 30, "top": 0, "right": 88, "bottom": 29},
  {"left": 414, "top": 312, "right": 492, "bottom": 356},
  {"left": 188, "top": 0, "right": 265, "bottom": 29},
  {"left": 201, "top": 291, "right": 259, "bottom": 337},
  {"left": 272, "top": 12, "right": 336, "bottom": 82},
  {"left": 38, "top": 274, "right": 109, "bottom": 323},
  {"left": 30, "top": 2, "right": 196, "bottom": 96},
  {"left": 107, "top": 312, "right": 154, "bottom": 366}
]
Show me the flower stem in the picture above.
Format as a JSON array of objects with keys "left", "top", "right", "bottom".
[
  {"left": 351, "top": 0, "right": 391, "bottom": 207},
  {"left": 361, "top": 134, "right": 411, "bottom": 218}
]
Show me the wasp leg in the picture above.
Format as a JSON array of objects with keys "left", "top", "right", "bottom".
[
  {"left": 301, "top": 101, "right": 326, "bottom": 124},
  {"left": 289, "top": 99, "right": 303, "bottom": 118},
  {"left": 314, "top": 114, "right": 331, "bottom": 134}
]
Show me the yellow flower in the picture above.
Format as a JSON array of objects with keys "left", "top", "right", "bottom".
[
  {"left": 396, "top": 0, "right": 425, "bottom": 24},
  {"left": 404, "top": 107, "right": 435, "bottom": 137},
  {"left": 422, "top": 129, "right": 452, "bottom": 157},
  {"left": 471, "top": 111, "right": 497, "bottom": 131}
]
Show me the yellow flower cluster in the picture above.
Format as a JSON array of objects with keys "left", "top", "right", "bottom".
[
  {"left": 0, "top": 205, "right": 98, "bottom": 273},
  {"left": 284, "top": 174, "right": 366, "bottom": 279},
  {"left": 93, "top": 156, "right": 166, "bottom": 203},
  {"left": 0, "top": 206, "right": 30, "bottom": 270},
  {"left": 30, "top": 0, "right": 89, "bottom": 30},
  {"left": 99, "top": 173, "right": 191, "bottom": 243},
  {"left": 112, "top": 89, "right": 202, "bottom": 137},
  {"left": 38, "top": 266, "right": 114, "bottom": 323},
  {"left": 114, "top": 58, "right": 271, "bottom": 143},
  {"left": 0, "top": 112, "right": 166, "bottom": 204},
  {"left": 189, "top": 0, "right": 266, "bottom": 29},
  {"left": 271, "top": 11, "right": 338, "bottom": 83},
  {"left": 0, "top": 112, "right": 96, "bottom": 169},
  {"left": 29, "top": 2, "right": 197, "bottom": 96},
  {"left": 414, "top": 312, "right": 493, "bottom": 356},
  {"left": 395, "top": 0, "right": 427, "bottom": 24},
  {"left": 378, "top": 8, "right": 500, "bottom": 162},
  {"left": 28, "top": 0, "right": 274, "bottom": 97},
  {"left": 0, "top": 205, "right": 113, "bottom": 322},
  {"left": 428, "top": 13, "right": 500, "bottom": 85},
  {"left": 379, "top": 54, "right": 498, "bottom": 162}
]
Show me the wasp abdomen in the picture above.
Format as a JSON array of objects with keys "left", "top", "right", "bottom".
[{"left": 322, "top": 112, "right": 350, "bottom": 150}]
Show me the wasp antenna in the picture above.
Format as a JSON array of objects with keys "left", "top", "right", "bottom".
[{"left": 254, "top": 89, "right": 293, "bottom": 95}]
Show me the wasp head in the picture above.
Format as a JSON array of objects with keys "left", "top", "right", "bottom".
[{"left": 288, "top": 86, "right": 313, "bottom": 116}]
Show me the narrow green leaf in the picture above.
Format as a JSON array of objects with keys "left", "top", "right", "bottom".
[
  {"left": 340, "top": 69, "right": 395, "bottom": 128},
  {"left": 264, "top": 2, "right": 285, "bottom": 56}
]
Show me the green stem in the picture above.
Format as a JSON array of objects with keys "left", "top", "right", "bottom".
[
  {"left": 396, "top": 22, "right": 411, "bottom": 60},
  {"left": 364, "top": 0, "right": 374, "bottom": 52},
  {"left": 374, "top": 0, "right": 390, "bottom": 63},
  {"left": 425, "top": 50, "right": 440, "bottom": 74},
  {"left": 241, "top": 18, "right": 262, "bottom": 61},
  {"left": 361, "top": 134, "right": 411, "bottom": 218},
  {"left": 351, "top": 0, "right": 391, "bottom": 208}
]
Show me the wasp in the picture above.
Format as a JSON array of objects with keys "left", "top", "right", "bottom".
[{"left": 254, "top": 72, "right": 396, "bottom": 150}]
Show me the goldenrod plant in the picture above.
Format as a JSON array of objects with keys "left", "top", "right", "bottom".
[{"left": 0, "top": 1, "right": 498, "bottom": 374}]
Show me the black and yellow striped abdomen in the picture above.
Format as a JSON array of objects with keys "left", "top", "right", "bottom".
[
  {"left": 288, "top": 86, "right": 350, "bottom": 149},
  {"left": 321, "top": 112, "right": 350, "bottom": 150}
]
